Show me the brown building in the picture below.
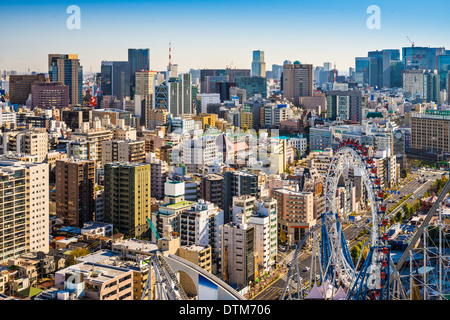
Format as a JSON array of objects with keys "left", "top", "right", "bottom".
[
  {"left": 31, "top": 82, "right": 69, "bottom": 109},
  {"left": 270, "top": 188, "right": 316, "bottom": 246},
  {"left": 56, "top": 159, "right": 96, "bottom": 227},
  {"left": 9, "top": 74, "right": 46, "bottom": 105},
  {"left": 200, "top": 174, "right": 224, "bottom": 208},
  {"left": 282, "top": 62, "right": 313, "bottom": 106}
]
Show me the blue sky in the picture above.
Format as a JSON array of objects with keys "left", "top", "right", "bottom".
[{"left": 1, "top": 0, "right": 450, "bottom": 74}]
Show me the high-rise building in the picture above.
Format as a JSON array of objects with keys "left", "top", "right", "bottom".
[
  {"left": 402, "top": 69, "right": 425, "bottom": 100},
  {"left": 355, "top": 57, "right": 376, "bottom": 87},
  {"left": 9, "top": 74, "right": 46, "bottom": 105},
  {"left": 368, "top": 50, "right": 394, "bottom": 88},
  {"left": 55, "top": 159, "right": 95, "bottom": 227},
  {"left": 411, "top": 110, "right": 450, "bottom": 156},
  {"left": 200, "top": 173, "right": 224, "bottom": 208},
  {"left": 104, "top": 162, "right": 151, "bottom": 237},
  {"left": 402, "top": 46, "right": 446, "bottom": 70},
  {"left": 134, "top": 71, "right": 157, "bottom": 127},
  {"left": 48, "top": 54, "right": 83, "bottom": 105},
  {"left": 437, "top": 54, "right": 450, "bottom": 91},
  {"left": 251, "top": 50, "right": 266, "bottom": 78},
  {"left": 31, "top": 82, "right": 69, "bottom": 109},
  {"left": 223, "top": 171, "right": 258, "bottom": 223},
  {"left": 0, "top": 160, "right": 49, "bottom": 262},
  {"left": 235, "top": 76, "right": 267, "bottom": 99},
  {"left": 2, "top": 130, "right": 49, "bottom": 162},
  {"left": 282, "top": 61, "right": 313, "bottom": 106},
  {"left": 167, "top": 73, "right": 192, "bottom": 116},
  {"left": 101, "top": 140, "right": 145, "bottom": 167},
  {"left": 101, "top": 61, "right": 131, "bottom": 101},
  {"left": 326, "top": 90, "right": 363, "bottom": 123},
  {"left": 128, "top": 48, "right": 150, "bottom": 97},
  {"left": 221, "top": 217, "right": 255, "bottom": 289},
  {"left": 270, "top": 188, "right": 315, "bottom": 246},
  {"left": 150, "top": 159, "right": 169, "bottom": 200}
]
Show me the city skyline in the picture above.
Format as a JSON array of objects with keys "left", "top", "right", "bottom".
[{"left": 1, "top": 0, "right": 450, "bottom": 74}]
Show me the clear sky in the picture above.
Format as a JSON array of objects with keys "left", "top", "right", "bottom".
[{"left": 1, "top": 0, "right": 450, "bottom": 74}]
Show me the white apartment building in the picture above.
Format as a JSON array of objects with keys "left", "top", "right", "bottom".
[
  {"left": 0, "top": 160, "right": 49, "bottom": 263},
  {"left": 2, "top": 130, "right": 48, "bottom": 163},
  {"left": 181, "top": 135, "right": 219, "bottom": 173}
]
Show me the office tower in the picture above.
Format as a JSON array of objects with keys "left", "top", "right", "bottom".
[
  {"left": 390, "top": 60, "right": 405, "bottom": 88},
  {"left": 200, "top": 69, "right": 226, "bottom": 93},
  {"left": 222, "top": 171, "right": 258, "bottom": 224},
  {"left": 402, "top": 46, "right": 446, "bottom": 70},
  {"left": 9, "top": 74, "right": 46, "bottom": 105},
  {"left": 48, "top": 54, "right": 83, "bottom": 105},
  {"left": 101, "top": 140, "right": 145, "bottom": 167},
  {"left": 368, "top": 50, "right": 393, "bottom": 88},
  {"left": 221, "top": 217, "right": 255, "bottom": 288},
  {"left": 0, "top": 160, "right": 49, "bottom": 263},
  {"left": 282, "top": 61, "right": 313, "bottom": 106},
  {"left": 235, "top": 76, "right": 267, "bottom": 99},
  {"left": 437, "top": 54, "right": 450, "bottom": 91},
  {"left": 104, "top": 162, "right": 151, "bottom": 237},
  {"left": 31, "top": 82, "right": 69, "bottom": 109},
  {"left": 272, "top": 64, "right": 283, "bottom": 81},
  {"left": 251, "top": 50, "right": 266, "bottom": 77},
  {"left": 154, "top": 73, "right": 169, "bottom": 110},
  {"left": 402, "top": 69, "right": 425, "bottom": 100},
  {"left": 423, "top": 70, "right": 440, "bottom": 103},
  {"left": 270, "top": 188, "right": 315, "bottom": 246},
  {"left": 167, "top": 73, "right": 192, "bottom": 116},
  {"left": 135, "top": 70, "right": 157, "bottom": 97},
  {"left": 55, "top": 159, "right": 95, "bottom": 227},
  {"left": 326, "top": 90, "right": 363, "bottom": 123},
  {"left": 355, "top": 57, "right": 376, "bottom": 87},
  {"left": 225, "top": 69, "right": 251, "bottom": 83},
  {"left": 101, "top": 61, "right": 131, "bottom": 101},
  {"left": 2, "top": 130, "right": 49, "bottom": 162},
  {"left": 128, "top": 48, "right": 150, "bottom": 97},
  {"left": 411, "top": 110, "right": 450, "bottom": 156},
  {"left": 200, "top": 173, "right": 224, "bottom": 208}
]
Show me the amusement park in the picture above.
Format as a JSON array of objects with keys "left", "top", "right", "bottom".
[{"left": 279, "top": 138, "right": 450, "bottom": 301}]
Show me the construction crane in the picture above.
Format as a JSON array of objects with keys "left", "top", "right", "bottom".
[{"left": 407, "top": 36, "right": 415, "bottom": 47}]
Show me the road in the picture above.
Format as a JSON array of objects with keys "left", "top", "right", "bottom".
[{"left": 252, "top": 169, "right": 446, "bottom": 300}]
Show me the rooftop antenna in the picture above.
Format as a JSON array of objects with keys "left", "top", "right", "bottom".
[{"left": 169, "top": 42, "right": 172, "bottom": 67}]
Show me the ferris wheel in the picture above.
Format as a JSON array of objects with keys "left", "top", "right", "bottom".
[
  {"left": 323, "top": 138, "right": 391, "bottom": 300},
  {"left": 281, "top": 138, "right": 392, "bottom": 300}
]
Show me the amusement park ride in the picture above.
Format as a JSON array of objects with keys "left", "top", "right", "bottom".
[{"left": 280, "top": 138, "right": 450, "bottom": 301}]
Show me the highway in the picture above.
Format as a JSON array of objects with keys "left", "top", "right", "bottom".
[{"left": 252, "top": 169, "right": 447, "bottom": 300}]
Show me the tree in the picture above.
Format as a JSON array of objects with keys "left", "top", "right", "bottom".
[
  {"left": 279, "top": 228, "right": 287, "bottom": 244},
  {"left": 67, "top": 247, "right": 90, "bottom": 265},
  {"left": 396, "top": 210, "right": 403, "bottom": 223}
]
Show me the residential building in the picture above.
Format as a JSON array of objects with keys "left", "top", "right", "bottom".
[
  {"left": 48, "top": 54, "right": 83, "bottom": 105},
  {"left": 55, "top": 159, "right": 95, "bottom": 227},
  {"left": 104, "top": 163, "right": 151, "bottom": 237}
]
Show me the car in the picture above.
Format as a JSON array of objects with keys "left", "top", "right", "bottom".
[
  {"left": 302, "top": 267, "right": 310, "bottom": 272},
  {"left": 278, "top": 245, "right": 286, "bottom": 252}
]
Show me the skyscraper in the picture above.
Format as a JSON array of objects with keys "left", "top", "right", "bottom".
[
  {"left": 48, "top": 54, "right": 83, "bottom": 105},
  {"left": 282, "top": 61, "right": 313, "bottom": 106},
  {"left": 128, "top": 48, "right": 150, "bottom": 98},
  {"left": 101, "top": 61, "right": 131, "bottom": 101},
  {"left": 251, "top": 50, "right": 266, "bottom": 77}
]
